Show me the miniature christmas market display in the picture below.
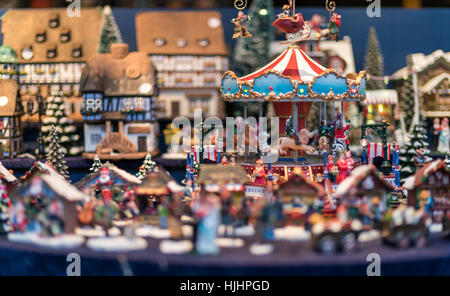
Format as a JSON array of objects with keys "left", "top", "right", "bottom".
[
  {"left": 0, "top": 180, "right": 12, "bottom": 234},
  {"left": 19, "top": 161, "right": 65, "bottom": 183},
  {"left": 80, "top": 43, "right": 159, "bottom": 160},
  {"left": 0, "top": 161, "right": 18, "bottom": 194}
]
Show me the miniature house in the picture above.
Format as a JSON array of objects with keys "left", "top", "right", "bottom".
[
  {"left": 13, "top": 173, "right": 87, "bottom": 234},
  {"left": 197, "top": 164, "right": 249, "bottom": 193},
  {"left": 79, "top": 43, "right": 159, "bottom": 159},
  {"left": 76, "top": 162, "right": 142, "bottom": 197},
  {"left": 403, "top": 159, "right": 450, "bottom": 222},
  {"left": 135, "top": 11, "right": 229, "bottom": 119},
  {"left": 335, "top": 165, "right": 393, "bottom": 209},
  {"left": 278, "top": 168, "right": 326, "bottom": 207},
  {"left": 0, "top": 80, "right": 24, "bottom": 157},
  {"left": 0, "top": 161, "right": 18, "bottom": 194},
  {"left": 1, "top": 8, "right": 103, "bottom": 125},
  {"left": 393, "top": 50, "right": 450, "bottom": 119}
]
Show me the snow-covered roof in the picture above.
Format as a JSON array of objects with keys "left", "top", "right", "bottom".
[
  {"left": 403, "top": 159, "right": 446, "bottom": 190},
  {"left": 335, "top": 165, "right": 373, "bottom": 196},
  {"left": 106, "top": 163, "right": 142, "bottom": 185},
  {"left": 0, "top": 162, "right": 17, "bottom": 183},
  {"left": 393, "top": 50, "right": 450, "bottom": 78},
  {"left": 167, "top": 180, "right": 184, "bottom": 193},
  {"left": 37, "top": 162, "right": 65, "bottom": 180},
  {"left": 40, "top": 174, "right": 87, "bottom": 202},
  {"left": 402, "top": 175, "right": 416, "bottom": 190},
  {"left": 421, "top": 72, "right": 450, "bottom": 93}
]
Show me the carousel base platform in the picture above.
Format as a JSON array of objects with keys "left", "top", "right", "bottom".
[{"left": 0, "top": 234, "right": 448, "bottom": 276}]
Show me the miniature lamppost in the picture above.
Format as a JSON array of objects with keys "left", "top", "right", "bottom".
[
  {"left": 361, "top": 121, "right": 391, "bottom": 176},
  {"left": 360, "top": 134, "right": 368, "bottom": 164},
  {"left": 26, "top": 88, "right": 47, "bottom": 158}
]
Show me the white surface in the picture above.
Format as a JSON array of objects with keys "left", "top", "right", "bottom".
[
  {"left": 75, "top": 226, "right": 121, "bottom": 237},
  {"left": 274, "top": 226, "right": 311, "bottom": 241},
  {"left": 249, "top": 243, "right": 274, "bottom": 256},
  {"left": 87, "top": 236, "right": 147, "bottom": 252},
  {"left": 160, "top": 239, "right": 193, "bottom": 254},
  {"left": 40, "top": 174, "right": 87, "bottom": 202},
  {"left": 358, "top": 230, "right": 381, "bottom": 242},
  {"left": 217, "top": 224, "right": 255, "bottom": 237},
  {"left": 215, "top": 238, "right": 244, "bottom": 248},
  {"left": 8, "top": 232, "right": 84, "bottom": 249}
]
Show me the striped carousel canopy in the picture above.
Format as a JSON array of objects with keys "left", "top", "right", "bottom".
[{"left": 221, "top": 45, "right": 367, "bottom": 102}]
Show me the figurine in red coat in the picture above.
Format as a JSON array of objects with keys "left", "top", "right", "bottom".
[
  {"left": 336, "top": 152, "right": 349, "bottom": 183},
  {"left": 252, "top": 159, "right": 267, "bottom": 185},
  {"left": 334, "top": 113, "right": 351, "bottom": 148}
]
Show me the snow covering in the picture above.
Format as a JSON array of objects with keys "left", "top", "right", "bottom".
[
  {"left": 87, "top": 236, "right": 148, "bottom": 252},
  {"left": 274, "top": 226, "right": 310, "bottom": 241},
  {"left": 249, "top": 243, "right": 274, "bottom": 256},
  {"left": 108, "top": 165, "right": 142, "bottom": 185},
  {"left": 37, "top": 161, "right": 65, "bottom": 179},
  {"left": 40, "top": 174, "right": 87, "bottom": 202},
  {"left": 393, "top": 50, "right": 450, "bottom": 77},
  {"left": 8, "top": 232, "right": 84, "bottom": 249},
  {"left": 335, "top": 165, "right": 374, "bottom": 196},
  {"left": 421, "top": 72, "right": 450, "bottom": 93},
  {"left": 159, "top": 240, "right": 193, "bottom": 254},
  {"left": 0, "top": 162, "right": 17, "bottom": 183},
  {"left": 215, "top": 238, "right": 244, "bottom": 248}
]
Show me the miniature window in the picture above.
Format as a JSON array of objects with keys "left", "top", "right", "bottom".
[
  {"left": 198, "top": 38, "right": 210, "bottom": 47},
  {"left": 177, "top": 39, "right": 187, "bottom": 48},
  {"left": 91, "top": 134, "right": 102, "bottom": 145},
  {"left": 49, "top": 14, "right": 60, "bottom": 28},
  {"left": 47, "top": 47, "right": 57, "bottom": 59},
  {"left": 72, "top": 46, "right": 82, "bottom": 58},
  {"left": 134, "top": 98, "right": 145, "bottom": 109},
  {"left": 60, "top": 29, "right": 71, "bottom": 42},
  {"left": 154, "top": 37, "right": 166, "bottom": 47},
  {"left": 21, "top": 47, "right": 33, "bottom": 60},
  {"left": 35, "top": 31, "right": 47, "bottom": 43}
]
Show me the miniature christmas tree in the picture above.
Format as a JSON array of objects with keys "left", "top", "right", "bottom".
[
  {"left": 97, "top": 5, "right": 123, "bottom": 54},
  {"left": 41, "top": 94, "right": 81, "bottom": 156},
  {"left": 399, "top": 123, "right": 432, "bottom": 179},
  {"left": 364, "top": 27, "right": 385, "bottom": 90},
  {"left": 90, "top": 155, "right": 103, "bottom": 173},
  {"left": 398, "top": 56, "right": 416, "bottom": 133},
  {"left": 445, "top": 152, "right": 450, "bottom": 169},
  {"left": 136, "top": 153, "right": 156, "bottom": 180},
  {"left": 232, "top": 0, "right": 274, "bottom": 76},
  {"left": 0, "top": 181, "right": 11, "bottom": 234},
  {"left": 46, "top": 125, "right": 70, "bottom": 180}
]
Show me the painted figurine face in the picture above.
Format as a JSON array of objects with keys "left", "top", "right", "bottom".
[{"left": 99, "top": 168, "right": 111, "bottom": 184}]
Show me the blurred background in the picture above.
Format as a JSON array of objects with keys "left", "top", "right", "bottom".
[{"left": 0, "top": 0, "right": 449, "bottom": 8}]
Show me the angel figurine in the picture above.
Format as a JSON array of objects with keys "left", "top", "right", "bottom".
[{"left": 232, "top": 11, "right": 252, "bottom": 39}]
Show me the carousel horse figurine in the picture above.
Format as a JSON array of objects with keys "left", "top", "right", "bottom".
[{"left": 279, "top": 128, "right": 316, "bottom": 155}]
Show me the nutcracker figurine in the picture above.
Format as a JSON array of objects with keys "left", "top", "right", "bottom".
[{"left": 232, "top": 11, "right": 252, "bottom": 39}]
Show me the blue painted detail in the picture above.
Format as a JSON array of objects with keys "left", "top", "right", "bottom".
[
  {"left": 252, "top": 73, "right": 293, "bottom": 96},
  {"left": 311, "top": 73, "right": 348, "bottom": 96},
  {"left": 297, "top": 83, "right": 309, "bottom": 96},
  {"left": 241, "top": 84, "right": 251, "bottom": 97},
  {"left": 359, "top": 77, "right": 366, "bottom": 95},
  {"left": 222, "top": 75, "right": 239, "bottom": 95}
]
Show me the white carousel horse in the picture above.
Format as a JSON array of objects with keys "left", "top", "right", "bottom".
[{"left": 332, "top": 138, "right": 346, "bottom": 158}]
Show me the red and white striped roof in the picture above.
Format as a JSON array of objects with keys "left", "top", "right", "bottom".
[{"left": 239, "top": 45, "right": 327, "bottom": 82}]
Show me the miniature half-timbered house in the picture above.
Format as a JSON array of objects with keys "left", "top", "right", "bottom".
[
  {"left": 335, "top": 165, "right": 393, "bottom": 211},
  {"left": 403, "top": 159, "right": 450, "bottom": 222},
  {"left": 76, "top": 162, "right": 142, "bottom": 198},
  {"left": 79, "top": 43, "right": 159, "bottom": 159},
  {"left": 12, "top": 173, "right": 87, "bottom": 235},
  {"left": 0, "top": 80, "right": 24, "bottom": 157},
  {"left": 1, "top": 8, "right": 103, "bottom": 124},
  {"left": 135, "top": 11, "right": 229, "bottom": 119}
]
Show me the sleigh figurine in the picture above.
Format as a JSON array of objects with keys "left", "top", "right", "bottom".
[{"left": 273, "top": 13, "right": 311, "bottom": 44}]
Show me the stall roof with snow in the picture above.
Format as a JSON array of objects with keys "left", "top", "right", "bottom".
[
  {"left": 335, "top": 165, "right": 393, "bottom": 198},
  {"left": 0, "top": 161, "right": 17, "bottom": 184},
  {"left": 20, "top": 161, "right": 64, "bottom": 182},
  {"left": 135, "top": 167, "right": 183, "bottom": 196},
  {"left": 403, "top": 159, "right": 449, "bottom": 191},
  {"left": 278, "top": 167, "right": 325, "bottom": 197},
  {"left": 76, "top": 162, "right": 142, "bottom": 189}
]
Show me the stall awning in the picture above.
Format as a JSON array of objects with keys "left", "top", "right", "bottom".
[{"left": 363, "top": 89, "right": 398, "bottom": 105}]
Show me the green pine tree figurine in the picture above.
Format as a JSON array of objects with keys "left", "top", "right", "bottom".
[
  {"left": 46, "top": 125, "right": 70, "bottom": 180},
  {"left": 136, "top": 153, "right": 156, "bottom": 180},
  {"left": 0, "top": 181, "right": 11, "bottom": 234},
  {"left": 399, "top": 123, "right": 432, "bottom": 180},
  {"left": 90, "top": 154, "right": 103, "bottom": 173},
  {"left": 398, "top": 55, "right": 416, "bottom": 133},
  {"left": 232, "top": 0, "right": 274, "bottom": 76},
  {"left": 97, "top": 5, "right": 123, "bottom": 54},
  {"left": 42, "top": 92, "right": 81, "bottom": 156},
  {"left": 364, "top": 27, "right": 385, "bottom": 90}
]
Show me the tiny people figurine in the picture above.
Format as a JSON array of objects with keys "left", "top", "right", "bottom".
[
  {"left": 326, "top": 154, "right": 338, "bottom": 182},
  {"left": 168, "top": 193, "right": 185, "bottom": 240},
  {"left": 157, "top": 195, "right": 170, "bottom": 229},
  {"left": 333, "top": 113, "right": 350, "bottom": 151},
  {"left": 336, "top": 152, "right": 349, "bottom": 183},
  {"left": 413, "top": 148, "right": 426, "bottom": 168},
  {"left": 345, "top": 150, "right": 354, "bottom": 175},
  {"left": 437, "top": 117, "right": 450, "bottom": 153},
  {"left": 232, "top": 11, "right": 252, "bottom": 39},
  {"left": 431, "top": 118, "right": 441, "bottom": 151},
  {"left": 252, "top": 159, "right": 267, "bottom": 185},
  {"left": 192, "top": 193, "right": 221, "bottom": 255}
]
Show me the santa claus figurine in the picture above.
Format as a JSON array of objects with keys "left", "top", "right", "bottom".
[
  {"left": 97, "top": 167, "right": 113, "bottom": 186},
  {"left": 336, "top": 152, "right": 349, "bottom": 183}
]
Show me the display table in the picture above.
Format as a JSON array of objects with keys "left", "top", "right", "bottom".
[{"left": 0, "top": 235, "right": 448, "bottom": 276}]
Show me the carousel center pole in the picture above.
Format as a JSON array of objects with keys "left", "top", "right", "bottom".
[
  {"left": 293, "top": 101, "right": 298, "bottom": 165},
  {"left": 323, "top": 100, "right": 329, "bottom": 181},
  {"left": 244, "top": 103, "right": 248, "bottom": 163}
]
